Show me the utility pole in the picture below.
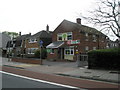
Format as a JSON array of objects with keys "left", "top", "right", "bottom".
[{"left": 39, "top": 40, "right": 43, "bottom": 65}]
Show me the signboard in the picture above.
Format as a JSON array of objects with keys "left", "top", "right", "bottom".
[
  {"left": 67, "top": 40, "right": 80, "bottom": 45},
  {"left": 39, "top": 40, "right": 43, "bottom": 47}
]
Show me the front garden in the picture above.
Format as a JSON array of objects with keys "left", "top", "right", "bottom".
[{"left": 88, "top": 48, "right": 120, "bottom": 70}]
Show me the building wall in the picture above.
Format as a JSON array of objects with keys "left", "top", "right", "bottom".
[
  {"left": 48, "top": 27, "right": 107, "bottom": 61},
  {"left": 53, "top": 30, "right": 106, "bottom": 52},
  {"left": 47, "top": 49, "right": 58, "bottom": 60},
  {"left": 25, "top": 39, "right": 39, "bottom": 48}
]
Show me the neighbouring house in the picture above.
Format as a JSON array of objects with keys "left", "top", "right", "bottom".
[
  {"left": 46, "top": 18, "right": 108, "bottom": 61},
  {"left": 6, "top": 39, "right": 16, "bottom": 57},
  {"left": 6, "top": 32, "right": 31, "bottom": 57},
  {"left": 25, "top": 25, "right": 52, "bottom": 58},
  {"left": 106, "top": 38, "right": 119, "bottom": 48},
  {"left": 0, "top": 33, "right": 11, "bottom": 57},
  {"left": 14, "top": 32, "right": 31, "bottom": 57}
]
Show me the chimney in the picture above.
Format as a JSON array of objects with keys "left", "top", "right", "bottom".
[
  {"left": 76, "top": 18, "right": 81, "bottom": 24},
  {"left": 19, "top": 32, "right": 21, "bottom": 36},
  {"left": 46, "top": 24, "right": 49, "bottom": 32},
  {"left": 29, "top": 32, "right": 31, "bottom": 35}
]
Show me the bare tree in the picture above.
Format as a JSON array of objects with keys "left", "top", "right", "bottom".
[{"left": 83, "top": 0, "right": 120, "bottom": 40}]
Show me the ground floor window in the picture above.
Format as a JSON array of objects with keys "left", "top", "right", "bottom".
[
  {"left": 27, "top": 48, "right": 38, "bottom": 54},
  {"left": 47, "top": 48, "right": 54, "bottom": 54},
  {"left": 51, "top": 49, "right": 54, "bottom": 54},
  {"left": 64, "top": 46, "right": 74, "bottom": 55}
]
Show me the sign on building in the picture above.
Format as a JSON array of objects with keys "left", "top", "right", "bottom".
[{"left": 67, "top": 40, "right": 80, "bottom": 45}]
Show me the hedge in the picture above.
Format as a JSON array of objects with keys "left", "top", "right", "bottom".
[
  {"left": 88, "top": 48, "right": 120, "bottom": 70},
  {"left": 34, "top": 49, "right": 47, "bottom": 59}
]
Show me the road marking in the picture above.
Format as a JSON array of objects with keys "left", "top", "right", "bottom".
[{"left": 0, "top": 71, "right": 80, "bottom": 89}]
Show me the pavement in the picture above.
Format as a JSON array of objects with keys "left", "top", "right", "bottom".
[{"left": 1, "top": 57, "right": 120, "bottom": 84}]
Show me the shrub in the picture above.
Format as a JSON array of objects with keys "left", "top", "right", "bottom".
[
  {"left": 88, "top": 48, "right": 120, "bottom": 70},
  {"left": 34, "top": 49, "right": 47, "bottom": 59}
]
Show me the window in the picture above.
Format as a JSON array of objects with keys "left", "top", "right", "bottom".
[
  {"left": 65, "top": 47, "right": 74, "bottom": 55},
  {"left": 101, "top": 36, "right": 105, "bottom": 42},
  {"left": 85, "top": 33, "right": 89, "bottom": 41},
  {"left": 57, "top": 32, "right": 72, "bottom": 41},
  {"left": 29, "top": 38, "right": 37, "bottom": 43},
  {"left": 57, "top": 34, "right": 62, "bottom": 41},
  {"left": 51, "top": 49, "right": 54, "bottom": 54},
  {"left": 93, "top": 47, "right": 96, "bottom": 50},
  {"left": 67, "top": 32, "right": 72, "bottom": 40},
  {"left": 93, "top": 35, "right": 96, "bottom": 42},
  {"left": 85, "top": 33, "right": 88, "bottom": 37},
  {"left": 28, "top": 48, "right": 38, "bottom": 54},
  {"left": 85, "top": 46, "right": 89, "bottom": 51}
]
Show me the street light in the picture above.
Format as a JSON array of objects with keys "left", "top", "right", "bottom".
[{"left": 39, "top": 40, "right": 43, "bottom": 65}]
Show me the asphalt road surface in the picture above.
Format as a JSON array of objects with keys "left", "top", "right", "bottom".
[{"left": 2, "top": 72, "right": 81, "bottom": 90}]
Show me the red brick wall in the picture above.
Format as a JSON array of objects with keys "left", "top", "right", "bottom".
[
  {"left": 26, "top": 39, "right": 39, "bottom": 48},
  {"left": 53, "top": 29, "right": 107, "bottom": 53},
  {"left": 47, "top": 49, "right": 58, "bottom": 60},
  {"left": 12, "top": 58, "right": 42, "bottom": 64}
]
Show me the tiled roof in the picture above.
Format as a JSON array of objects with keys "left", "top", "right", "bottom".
[
  {"left": 15, "top": 34, "right": 31, "bottom": 47},
  {"left": 28, "top": 30, "right": 52, "bottom": 39},
  {"left": 54, "top": 19, "right": 106, "bottom": 36}
]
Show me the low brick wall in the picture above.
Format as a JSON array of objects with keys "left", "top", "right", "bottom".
[{"left": 11, "top": 58, "right": 42, "bottom": 64}]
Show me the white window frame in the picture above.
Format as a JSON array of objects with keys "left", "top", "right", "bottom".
[
  {"left": 64, "top": 47, "right": 74, "bottom": 55},
  {"left": 93, "top": 47, "right": 96, "bottom": 50},
  {"left": 67, "top": 32, "right": 72, "bottom": 40},
  {"left": 27, "top": 48, "right": 38, "bottom": 54},
  {"left": 57, "top": 32, "right": 73, "bottom": 41},
  {"left": 29, "top": 38, "right": 37, "bottom": 43},
  {"left": 85, "top": 33, "right": 88, "bottom": 37},
  {"left": 85, "top": 46, "right": 89, "bottom": 51},
  {"left": 93, "top": 35, "right": 97, "bottom": 42},
  {"left": 57, "top": 33, "right": 62, "bottom": 41}
]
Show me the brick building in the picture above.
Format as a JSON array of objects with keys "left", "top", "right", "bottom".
[
  {"left": 14, "top": 32, "right": 31, "bottom": 57},
  {"left": 46, "top": 18, "right": 107, "bottom": 61},
  {"left": 25, "top": 25, "right": 52, "bottom": 57}
]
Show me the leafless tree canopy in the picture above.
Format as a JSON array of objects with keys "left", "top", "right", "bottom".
[{"left": 83, "top": 0, "right": 120, "bottom": 39}]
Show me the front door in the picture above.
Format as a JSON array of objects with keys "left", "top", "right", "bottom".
[{"left": 58, "top": 48, "right": 64, "bottom": 60}]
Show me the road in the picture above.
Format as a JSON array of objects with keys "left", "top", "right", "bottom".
[{"left": 1, "top": 72, "right": 81, "bottom": 89}]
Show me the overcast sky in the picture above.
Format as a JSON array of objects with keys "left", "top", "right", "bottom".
[{"left": 0, "top": 0, "right": 118, "bottom": 40}]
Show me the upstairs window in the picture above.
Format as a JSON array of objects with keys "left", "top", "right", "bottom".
[
  {"left": 29, "top": 38, "right": 37, "bottom": 43},
  {"left": 85, "top": 33, "right": 89, "bottom": 41},
  {"left": 58, "top": 34, "right": 62, "bottom": 41},
  {"left": 67, "top": 32, "right": 72, "bottom": 40},
  {"left": 57, "top": 32, "right": 72, "bottom": 41},
  {"left": 93, "top": 35, "right": 97, "bottom": 42}
]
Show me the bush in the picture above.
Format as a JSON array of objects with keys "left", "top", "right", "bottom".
[
  {"left": 88, "top": 48, "right": 120, "bottom": 70},
  {"left": 34, "top": 49, "right": 47, "bottom": 59}
]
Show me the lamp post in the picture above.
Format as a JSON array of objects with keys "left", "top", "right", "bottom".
[{"left": 39, "top": 40, "right": 43, "bottom": 65}]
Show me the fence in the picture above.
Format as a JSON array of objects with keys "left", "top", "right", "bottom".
[{"left": 76, "top": 53, "right": 88, "bottom": 67}]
